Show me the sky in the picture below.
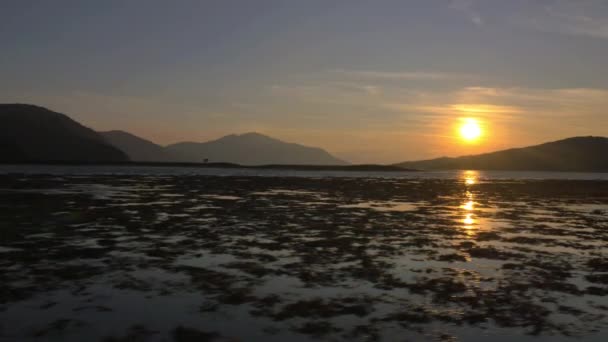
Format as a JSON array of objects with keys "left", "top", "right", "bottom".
[{"left": 1, "top": 0, "right": 608, "bottom": 163}]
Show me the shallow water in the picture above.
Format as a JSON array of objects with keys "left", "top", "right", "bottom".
[
  {"left": 2, "top": 164, "right": 608, "bottom": 180},
  {"left": 0, "top": 172, "right": 607, "bottom": 341}
]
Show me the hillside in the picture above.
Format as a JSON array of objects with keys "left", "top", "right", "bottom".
[
  {"left": 396, "top": 137, "right": 608, "bottom": 172},
  {"left": 0, "top": 104, "right": 128, "bottom": 162},
  {"left": 100, "top": 130, "right": 174, "bottom": 162},
  {"left": 166, "top": 132, "right": 347, "bottom": 165}
]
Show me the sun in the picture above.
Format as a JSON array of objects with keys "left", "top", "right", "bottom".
[{"left": 459, "top": 118, "right": 482, "bottom": 142}]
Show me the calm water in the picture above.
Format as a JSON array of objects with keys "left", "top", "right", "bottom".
[
  {"left": 0, "top": 166, "right": 607, "bottom": 341},
  {"left": 1, "top": 164, "right": 608, "bottom": 180}
]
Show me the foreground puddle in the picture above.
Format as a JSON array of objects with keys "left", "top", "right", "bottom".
[{"left": 0, "top": 175, "right": 607, "bottom": 341}]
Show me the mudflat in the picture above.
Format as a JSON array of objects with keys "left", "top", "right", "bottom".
[{"left": 0, "top": 175, "right": 607, "bottom": 341}]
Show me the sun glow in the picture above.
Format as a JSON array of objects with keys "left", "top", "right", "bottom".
[{"left": 459, "top": 118, "right": 482, "bottom": 142}]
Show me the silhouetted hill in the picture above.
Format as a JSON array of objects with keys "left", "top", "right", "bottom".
[
  {"left": 396, "top": 137, "right": 608, "bottom": 172},
  {"left": 166, "top": 132, "right": 347, "bottom": 165},
  {"left": 0, "top": 104, "right": 129, "bottom": 162},
  {"left": 100, "top": 130, "right": 174, "bottom": 162}
]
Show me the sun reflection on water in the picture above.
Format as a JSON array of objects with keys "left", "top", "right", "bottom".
[
  {"left": 460, "top": 171, "right": 480, "bottom": 235},
  {"left": 462, "top": 170, "right": 479, "bottom": 185},
  {"left": 461, "top": 200, "right": 475, "bottom": 211},
  {"left": 463, "top": 213, "right": 475, "bottom": 226}
]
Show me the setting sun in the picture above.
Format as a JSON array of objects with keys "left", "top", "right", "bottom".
[{"left": 459, "top": 118, "right": 482, "bottom": 142}]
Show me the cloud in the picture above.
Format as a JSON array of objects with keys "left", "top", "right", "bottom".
[
  {"left": 332, "top": 69, "right": 475, "bottom": 81},
  {"left": 268, "top": 83, "right": 371, "bottom": 103},
  {"left": 519, "top": 0, "right": 608, "bottom": 39},
  {"left": 423, "top": 103, "right": 521, "bottom": 117},
  {"left": 450, "top": 0, "right": 483, "bottom": 26},
  {"left": 385, "top": 86, "right": 608, "bottom": 123},
  {"left": 269, "top": 75, "right": 608, "bottom": 131}
]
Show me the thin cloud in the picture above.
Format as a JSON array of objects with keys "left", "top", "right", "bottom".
[
  {"left": 386, "top": 86, "right": 608, "bottom": 122},
  {"left": 518, "top": 0, "right": 608, "bottom": 39},
  {"left": 450, "top": 0, "right": 483, "bottom": 26},
  {"left": 332, "top": 69, "right": 475, "bottom": 81},
  {"left": 386, "top": 103, "right": 521, "bottom": 122}
]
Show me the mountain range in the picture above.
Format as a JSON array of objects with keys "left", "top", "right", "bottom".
[
  {"left": 1, "top": 104, "right": 346, "bottom": 165},
  {"left": 395, "top": 136, "right": 608, "bottom": 172},
  {"left": 164, "top": 133, "right": 346, "bottom": 165},
  {"left": 100, "top": 130, "right": 347, "bottom": 165},
  {"left": 0, "top": 104, "right": 128, "bottom": 162},
  {"left": 2, "top": 104, "right": 607, "bottom": 172},
  {"left": 99, "top": 130, "right": 173, "bottom": 162}
]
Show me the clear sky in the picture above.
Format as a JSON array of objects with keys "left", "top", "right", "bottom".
[{"left": 2, "top": 0, "right": 607, "bottom": 163}]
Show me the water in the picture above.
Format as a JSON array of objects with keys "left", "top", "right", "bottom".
[
  {"left": 1, "top": 164, "right": 608, "bottom": 180},
  {"left": 0, "top": 167, "right": 607, "bottom": 341}
]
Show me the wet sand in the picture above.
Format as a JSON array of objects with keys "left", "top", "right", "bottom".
[{"left": 0, "top": 174, "right": 607, "bottom": 341}]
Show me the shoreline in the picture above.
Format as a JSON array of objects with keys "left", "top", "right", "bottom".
[{"left": 0, "top": 161, "right": 417, "bottom": 172}]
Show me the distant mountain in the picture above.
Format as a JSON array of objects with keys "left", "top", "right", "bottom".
[
  {"left": 396, "top": 136, "right": 608, "bottom": 172},
  {"left": 166, "top": 132, "right": 347, "bottom": 165},
  {"left": 100, "top": 130, "right": 174, "bottom": 162},
  {"left": 0, "top": 104, "right": 128, "bottom": 162}
]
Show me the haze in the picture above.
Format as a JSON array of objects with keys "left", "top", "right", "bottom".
[{"left": 2, "top": 0, "right": 607, "bottom": 163}]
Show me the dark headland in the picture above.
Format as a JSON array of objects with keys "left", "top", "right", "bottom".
[
  {"left": 0, "top": 104, "right": 128, "bottom": 162},
  {"left": 396, "top": 136, "right": 608, "bottom": 172}
]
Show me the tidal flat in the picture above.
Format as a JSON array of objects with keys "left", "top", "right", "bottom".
[{"left": 0, "top": 174, "right": 607, "bottom": 341}]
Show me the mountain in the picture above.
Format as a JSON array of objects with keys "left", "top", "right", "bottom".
[
  {"left": 396, "top": 136, "right": 608, "bottom": 172},
  {"left": 166, "top": 132, "right": 347, "bottom": 165},
  {"left": 0, "top": 104, "right": 129, "bottom": 162},
  {"left": 100, "top": 130, "right": 174, "bottom": 162}
]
